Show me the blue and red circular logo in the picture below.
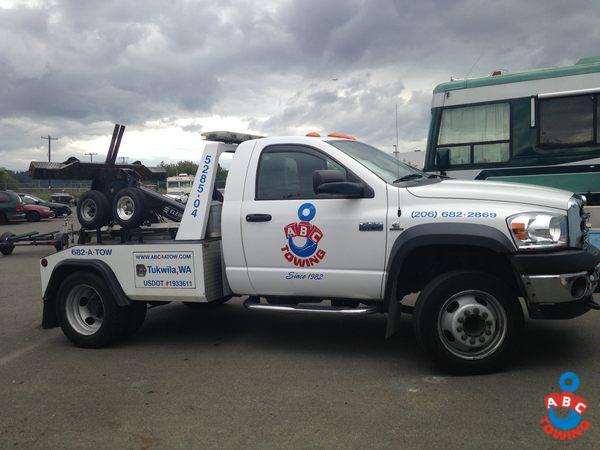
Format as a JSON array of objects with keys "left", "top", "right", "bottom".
[
  {"left": 540, "top": 372, "right": 589, "bottom": 440},
  {"left": 281, "top": 203, "right": 326, "bottom": 267}
]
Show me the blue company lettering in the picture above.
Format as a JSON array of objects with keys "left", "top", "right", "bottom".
[
  {"left": 146, "top": 265, "right": 191, "bottom": 274},
  {"left": 410, "top": 210, "right": 497, "bottom": 219},
  {"left": 71, "top": 248, "right": 113, "bottom": 256},
  {"left": 135, "top": 253, "right": 191, "bottom": 260},
  {"left": 191, "top": 154, "right": 213, "bottom": 218},
  {"left": 285, "top": 271, "right": 324, "bottom": 280}
]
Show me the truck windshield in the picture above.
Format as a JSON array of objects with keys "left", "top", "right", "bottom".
[{"left": 328, "top": 140, "right": 425, "bottom": 184}]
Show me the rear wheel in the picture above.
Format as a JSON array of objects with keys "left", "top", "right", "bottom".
[
  {"left": 112, "top": 187, "right": 147, "bottom": 229},
  {"left": 77, "top": 190, "right": 110, "bottom": 229},
  {"left": 0, "top": 232, "right": 15, "bottom": 256},
  {"left": 57, "top": 271, "right": 129, "bottom": 348},
  {"left": 26, "top": 211, "right": 40, "bottom": 222},
  {"left": 414, "top": 270, "right": 523, "bottom": 374}
]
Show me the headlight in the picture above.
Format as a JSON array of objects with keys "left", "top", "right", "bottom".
[{"left": 507, "top": 213, "right": 568, "bottom": 249}]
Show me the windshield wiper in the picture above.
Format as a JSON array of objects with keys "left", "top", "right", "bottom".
[
  {"left": 428, "top": 173, "right": 452, "bottom": 179},
  {"left": 393, "top": 173, "right": 424, "bottom": 183}
]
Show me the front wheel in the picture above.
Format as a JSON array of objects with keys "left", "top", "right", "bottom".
[{"left": 414, "top": 270, "right": 523, "bottom": 374}]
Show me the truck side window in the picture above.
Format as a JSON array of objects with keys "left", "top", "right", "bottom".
[
  {"left": 256, "top": 147, "right": 346, "bottom": 200},
  {"left": 437, "top": 102, "right": 510, "bottom": 165},
  {"left": 539, "top": 95, "right": 595, "bottom": 147}
]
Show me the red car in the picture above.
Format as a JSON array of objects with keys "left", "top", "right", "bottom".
[{"left": 23, "top": 203, "right": 55, "bottom": 222}]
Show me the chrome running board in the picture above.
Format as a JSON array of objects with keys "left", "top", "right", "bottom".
[{"left": 243, "top": 298, "right": 379, "bottom": 315}]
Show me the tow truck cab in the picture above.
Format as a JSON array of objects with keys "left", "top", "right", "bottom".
[{"left": 39, "top": 133, "right": 600, "bottom": 374}]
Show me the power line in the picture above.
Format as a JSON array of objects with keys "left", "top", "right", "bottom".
[
  {"left": 84, "top": 152, "right": 98, "bottom": 162},
  {"left": 41, "top": 135, "right": 59, "bottom": 162}
]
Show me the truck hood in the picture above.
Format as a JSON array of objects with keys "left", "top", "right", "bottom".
[{"left": 407, "top": 179, "right": 573, "bottom": 210}]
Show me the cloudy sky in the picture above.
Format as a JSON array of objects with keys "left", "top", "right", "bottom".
[{"left": 1, "top": 0, "right": 599, "bottom": 170}]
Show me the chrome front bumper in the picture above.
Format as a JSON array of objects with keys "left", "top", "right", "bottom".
[{"left": 522, "top": 265, "right": 600, "bottom": 304}]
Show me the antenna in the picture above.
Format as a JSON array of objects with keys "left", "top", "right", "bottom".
[{"left": 395, "top": 103, "right": 399, "bottom": 157}]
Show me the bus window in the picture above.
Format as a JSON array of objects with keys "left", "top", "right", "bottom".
[
  {"left": 539, "top": 95, "right": 594, "bottom": 146},
  {"left": 167, "top": 181, "right": 179, "bottom": 189},
  {"left": 437, "top": 103, "right": 510, "bottom": 165},
  {"left": 448, "top": 146, "right": 470, "bottom": 165}
]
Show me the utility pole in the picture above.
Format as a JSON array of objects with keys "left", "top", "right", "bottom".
[
  {"left": 119, "top": 156, "right": 129, "bottom": 164},
  {"left": 84, "top": 152, "right": 98, "bottom": 162},
  {"left": 41, "top": 135, "right": 59, "bottom": 162}
]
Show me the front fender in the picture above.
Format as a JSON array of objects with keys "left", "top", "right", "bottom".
[{"left": 384, "top": 222, "right": 516, "bottom": 304}]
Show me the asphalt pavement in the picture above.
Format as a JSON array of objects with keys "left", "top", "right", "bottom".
[{"left": 0, "top": 218, "right": 599, "bottom": 448}]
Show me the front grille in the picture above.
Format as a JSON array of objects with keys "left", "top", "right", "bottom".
[{"left": 568, "top": 197, "right": 586, "bottom": 248}]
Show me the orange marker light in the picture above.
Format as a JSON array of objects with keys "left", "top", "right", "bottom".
[
  {"left": 511, "top": 222, "right": 527, "bottom": 240},
  {"left": 327, "top": 132, "right": 356, "bottom": 140},
  {"left": 306, "top": 132, "right": 321, "bottom": 137}
]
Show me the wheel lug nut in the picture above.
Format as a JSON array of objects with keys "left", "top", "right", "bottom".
[
  {"left": 482, "top": 312, "right": 488, "bottom": 318},
  {"left": 457, "top": 326, "right": 463, "bottom": 332},
  {"left": 479, "top": 336, "right": 485, "bottom": 343},
  {"left": 458, "top": 317, "right": 464, "bottom": 323},
  {"left": 486, "top": 320, "right": 492, "bottom": 326},
  {"left": 485, "top": 330, "right": 491, "bottom": 336},
  {"left": 473, "top": 308, "right": 480, "bottom": 315},
  {"left": 461, "top": 335, "right": 467, "bottom": 341},
  {"left": 465, "top": 310, "right": 471, "bottom": 316},
  {"left": 469, "top": 338, "right": 476, "bottom": 344}
]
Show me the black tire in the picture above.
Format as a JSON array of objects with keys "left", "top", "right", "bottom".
[
  {"left": 0, "top": 232, "right": 15, "bottom": 256},
  {"left": 56, "top": 271, "right": 130, "bottom": 348},
  {"left": 54, "top": 232, "right": 70, "bottom": 252},
  {"left": 0, "top": 212, "right": 7, "bottom": 225},
  {"left": 112, "top": 187, "right": 148, "bottom": 229},
  {"left": 414, "top": 270, "right": 523, "bottom": 375},
  {"left": 26, "top": 211, "right": 40, "bottom": 222},
  {"left": 77, "top": 190, "right": 110, "bottom": 229},
  {"left": 122, "top": 301, "right": 147, "bottom": 338}
]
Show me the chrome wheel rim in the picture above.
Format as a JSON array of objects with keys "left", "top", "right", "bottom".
[
  {"left": 80, "top": 199, "right": 97, "bottom": 222},
  {"left": 65, "top": 284, "right": 104, "bottom": 335},
  {"left": 437, "top": 290, "right": 507, "bottom": 360},
  {"left": 116, "top": 196, "right": 135, "bottom": 221}
]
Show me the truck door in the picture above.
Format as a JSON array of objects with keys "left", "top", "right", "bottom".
[{"left": 240, "top": 143, "right": 388, "bottom": 300}]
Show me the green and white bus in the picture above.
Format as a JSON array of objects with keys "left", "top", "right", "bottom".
[{"left": 424, "top": 56, "right": 600, "bottom": 208}]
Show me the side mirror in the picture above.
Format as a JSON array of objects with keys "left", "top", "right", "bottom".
[
  {"left": 436, "top": 148, "right": 450, "bottom": 174},
  {"left": 313, "top": 169, "right": 363, "bottom": 198}
]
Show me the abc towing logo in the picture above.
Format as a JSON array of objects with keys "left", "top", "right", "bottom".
[
  {"left": 540, "top": 372, "right": 589, "bottom": 441},
  {"left": 281, "top": 202, "right": 326, "bottom": 267}
]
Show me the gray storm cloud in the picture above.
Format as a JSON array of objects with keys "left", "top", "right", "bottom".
[{"left": 0, "top": 0, "right": 599, "bottom": 168}]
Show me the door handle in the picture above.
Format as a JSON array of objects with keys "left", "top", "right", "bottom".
[{"left": 246, "top": 213, "right": 272, "bottom": 222}]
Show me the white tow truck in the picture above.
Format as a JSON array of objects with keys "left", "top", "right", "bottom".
[{"left": 39, "top": 132, "right": 600, "bottom": 373}]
